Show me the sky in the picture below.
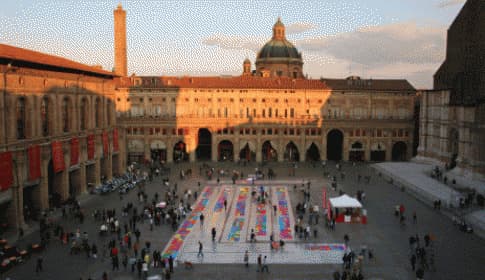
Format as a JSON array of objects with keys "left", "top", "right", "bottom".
[{"left": 0, "top": 0, "right": 467, "bottom": 89}]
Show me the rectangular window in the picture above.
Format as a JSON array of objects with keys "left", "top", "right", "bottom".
[
  {"left": 275, "top": 109, "right": 278, "bottom": 117},
  {"left": 245, "top": 128, "right": 250, "bottom": 135},
  {"left": 290, "top": 108, "right": 295, "bottom": 118},
  {"left": 262, "top": 109, "right": 265, "bottom": 118},
  {"left": 268, "top": 108, "right": 272, "bottom": 117},
  {"left": 224, "top": 108, "right": 228, "bottom": 118},
  {"left": 178, "top": 128, "right": 184, "bottom": 135},
  {"left": 267, "top": 129, "right": 273, "bottom": 135},
  {"left": 252, "top": 129, "right": 257, "bottom": 135},
  {"left": 356, "top": 130, "right": 360, "bottom": 137}
]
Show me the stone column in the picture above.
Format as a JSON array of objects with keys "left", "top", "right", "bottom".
[
  {"left": 256, "top": 138, "right": 262, "bottom": 163},
  {"left": 95, "top": 141, "right": 101, "bottom": 186},
  {"left": 106, "top": 153, "right": 113, "bottom": 180},
  {"left": 11, "top": 151, "right": 26, "bottom": 230},
  {"left": 79, "top": 162, "right": 87, "bottom": 194},
  {"left": 211, "top": 136, "right": 217, "bottom": 162},
  {"left": 60, "top": 150, "right": 70, "bottom": 201},
  {"left": 343, "top": 134, "right": 349, "bottom": 161},
  {"left": 386, "top": 140, "right": 392, "bottom": 161},
  {"left": 364, "top": 137, "right": 371, "bottom": 162},
  {"left": 167, "top": 140, "right": 173, "bottom": 163},
  {"left": 37, "top": 148, "right": 50, "bottom": 210},
  {"left": 321, "top": 129, "right": 327, "bottom": 160}
]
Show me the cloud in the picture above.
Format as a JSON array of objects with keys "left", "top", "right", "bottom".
[
  {"left": 297, "top": 22, "right": 446, "bottom": 66},
  {"left": 285, "top": 22, "right": 318, "bottom": 35},
  {"left": 201, "top": 34, "right": 264, "bottom": 52},
  {"left": 436, "top": 0, "right": 466, "bottom": 8}
]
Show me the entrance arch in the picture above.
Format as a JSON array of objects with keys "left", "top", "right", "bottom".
[
  {"left": 349, "top": 142, "right": 365, "bottom": 161},
  {"left": 392, "top": 141, "right": 407, "bottom": 161},
  {"left": 284, "top": 141, "right": 299, "bottom": 162},
  {"left": 239, "top": 143, "right": 256, "bottom": 162},
  {"left": 150, "top": 140, "right": 167, "bottom": 163},
  {"left": 196, "top": 128, "right": 212, "bottom": 161},
  {"left": 47, "top": 160, "right": 62, "bottom": 208},
  {"left": 305, "top": 142, "right": 320, "bottom": 161},
  {"left": 370, "top": 142, "right": 386, "bottom": 161},
  {"left": 218, "top": 140, "right": 234, "bottom": 161},
  {"left": 327, "top": 129, "right": 343, "bottom": 161},
  {"left": 262, "top": 141, "right": 277, "bottom": 161},
  {"left": 173, "top": 141, "right": 188, "bottom": 162}
]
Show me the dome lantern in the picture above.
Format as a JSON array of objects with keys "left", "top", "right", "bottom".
[{"left": 272, "top": 17, "right": 285, "bottom": 40}]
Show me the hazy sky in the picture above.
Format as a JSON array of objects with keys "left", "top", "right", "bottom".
[{"left": 0, "top": 0, "right": 466, "bottom": 88}]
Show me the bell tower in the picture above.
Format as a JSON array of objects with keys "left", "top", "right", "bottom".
[{"left": 113, "top": 3, "right": 127, "bottom": 77}]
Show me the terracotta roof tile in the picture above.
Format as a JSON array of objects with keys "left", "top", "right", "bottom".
[
  {"left": 0, "top": 44, "right": 116, "bottom": 77},
  {"left": 119, "top": 75, "right": 415, "bottom": 92}
]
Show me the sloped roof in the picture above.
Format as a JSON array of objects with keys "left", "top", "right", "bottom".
[
  {"left": 329, "top": 194, "right": 362, "bottom": 208},
  {"left": 0, "top": 44, "right": 116, "bottom": 77},
  {"left": 121, "top": 76, "right": 330, "bottom": 89},
  {"left": 118, "top": 75, "right": 416, "bottom": 91},
  {"left": 321, "top": 78, "right": 415, "bottom": 92}
]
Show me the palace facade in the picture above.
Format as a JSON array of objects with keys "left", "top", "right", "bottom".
[
  {"left": 114, "top": 7, "right": 417, "bottom": 165},
  {"left": 0, "top": 44, "right": 125, "bottom": 231}
]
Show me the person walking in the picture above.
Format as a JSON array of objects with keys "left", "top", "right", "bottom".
[
  {"left": 244, "top": 250, "right": 249, "bottom": 268},
  {"left": 197, "top": 241, "right": 204, "bottom": 257},
  {"left": 224, "top": 199, "right": 227, "bottom": 211},
  {"left": 211, "top": 227, "right": 217, "bottom": 241},
  {"left": 257, "top": 254, "right": 262, "bottom": 272},
  {"left": 35, "top": 256, "right": 43, "bottom": 274},
  {"left": 199, "top": 213, "right": 205, "bottom": 228},
  {"left": 261, "top": 256, "right": 269, "bottom": 273},
  {"left": 410, "top": 254, "right": 417, "bottom": 271},
  {"left": 413, "top": 212, "right": 417, "bottom": 224},
  {"left": 168, "top": 255, "right": 174, "bottom": 273}
]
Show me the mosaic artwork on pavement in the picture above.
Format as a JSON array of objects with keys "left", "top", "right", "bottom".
[
  {"left": 276, "top": 187, "right": 293, "bottom": 240},
  {"left": 227, "top": 187, "right": 249, "bottom": 241},
  {"left": 162, "top": 187, "right": 214, "bottom": 259},
  {"left": 255, "top": 203, "right": 267, "bottom": 236},
  {"left": 305, "top": 244, "right": 346, "bottom": 251},
  {"left": 234, "top": 187, "right": 249, "bottom": 216},
  {"left": 213, "top": 187, "right": 229, "bottom": 213},
  {"left": 227, "top": 217, "right": 245, "bottom": 242},
  {"left": 175, "top": 185, "right": 345, "bottom": 264}
]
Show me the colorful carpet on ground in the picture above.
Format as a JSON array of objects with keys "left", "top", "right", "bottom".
[
  {"left": 255, "top": 203, "right": 267, "bottom": 236},
  {"left": 162, "top": 187, "right": 214, "bottom": 259},
  {"left": 227, "top": 187, "right": 249, "bottom": 241},
  {"left": 214, "top": 187, "right": 229, "bottom": 212},
  {"left": 276, "top": 187, "right": 293, "bottom": 240}
]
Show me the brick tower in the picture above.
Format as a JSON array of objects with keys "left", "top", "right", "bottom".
[{"left": 113, "top": 3, "right": 127, "bottom": 77}]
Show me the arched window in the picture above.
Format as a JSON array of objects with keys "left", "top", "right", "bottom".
[
  {"left": 16, "top": 97, "right": 26, "bottom": 139},
  {"left": 95, "top": 98, "right": 101, "bottom": 128},
  {"left": 62, "top": 97, "right": 69, "bottom": 133},
  {"left": 80, "top": 98, "right": 87, "bottom": 130},
  {"left": 41, "top": 97, "right": 49, "bottom": 136}
]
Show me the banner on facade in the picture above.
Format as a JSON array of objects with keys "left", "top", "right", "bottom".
[
  {"left": 102, "top": 132, "right": 109, "bottom": 156},
  {"left": 28, "top": 145, "right": 41, "bottom": 181},
  {"left": 70, "top": 138, "right": 79, "bottom": 166},
  {"left": 113, "top": 128, "right": 119, "bottom": 152},
  {"left": 52, "top": 141, "right": 65, "bottom": 173},
  {"left": 87, "top": 134, "right": 95, "bottom": 160},
  {"left": 0, "top": 152, "right": 13, "bottom": 191}
]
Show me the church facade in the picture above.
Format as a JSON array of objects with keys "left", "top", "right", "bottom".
[
  {"left": 417, "top": 0, "right": 485, "bottom": 178},
  {"left": 113, "top": 6, "right": 417, "bottom": 164}
]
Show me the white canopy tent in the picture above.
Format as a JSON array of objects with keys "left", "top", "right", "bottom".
[{"left": 329, "top": 194, "right": 362, "bottom": 208}]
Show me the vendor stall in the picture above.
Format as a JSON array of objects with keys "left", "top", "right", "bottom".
[{"left": 329, "top": 194, "right": 367, "bottom": 224}]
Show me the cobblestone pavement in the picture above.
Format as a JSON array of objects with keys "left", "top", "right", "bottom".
[{"left": 2, "top": 161, "right": 485, "bottom": 280}]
